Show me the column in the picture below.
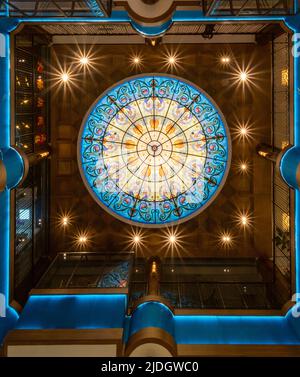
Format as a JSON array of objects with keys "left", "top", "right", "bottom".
[
  {"left": 283, "top": 14, "right": 300, "bottom": 335},
  {"left": 0, "top": 16, "right": 22, "bottom": 343}
]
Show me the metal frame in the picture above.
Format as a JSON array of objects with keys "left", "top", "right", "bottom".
[
  {"left": 35, "top": 251, "right": 134, "bottom": 290},
  {"left": 203, "top": 0, "right": 294, "bottom": 16},
  {"left": 0, "top": 1, "right": 294, "bottom": 18},
  {"left": 1, "top": 1, "right": 112, "bottom": 18}
]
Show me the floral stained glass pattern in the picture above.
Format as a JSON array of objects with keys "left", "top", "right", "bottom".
[{"left": 78, "top": 74, "right": 231, "bottom": 227}]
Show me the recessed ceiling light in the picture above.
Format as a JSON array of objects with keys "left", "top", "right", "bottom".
[
  {"left": 80, "top": 56, "right": 89, "bottom": 66},
  {"left": 239, "top": 71, "right": 248, "bottom": 82},
  {"left": 61, "top": 72, "right": 69, "bottom": 83}
]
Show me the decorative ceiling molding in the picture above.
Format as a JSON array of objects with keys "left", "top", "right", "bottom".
[{"left": 115, "top": 0, "right": 200, "bottom": 25}]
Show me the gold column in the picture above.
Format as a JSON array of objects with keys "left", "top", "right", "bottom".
[
  {"left": 147, "top": 257, "right": 161, "bottom": 296},
  {"left": 256, "top": 143, "right": 281, "bottom": 163}
]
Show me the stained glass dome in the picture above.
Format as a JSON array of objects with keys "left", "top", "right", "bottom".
[{"left": 78, "top": 74, "right": 231, "bottom": 227}]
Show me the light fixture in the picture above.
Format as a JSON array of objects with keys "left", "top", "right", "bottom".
[
  {"left": 133, "top": 56, "right": 141, "bottom": 65},
  {"left": 218, "top": 231, "right": 233, "bottom": 248},
  {"left": 162, "top": 50, "right": 182, "bottom": 71},
  {"left": 130, "top": 54, "right": 143, "bottom": 69},
  {"left": 235, "top": 160, "right": 250, "bottom": 175},
  {"left": 61, "top": 72, "right": 70, "bottom": 83},
  {"left": 239, "top": 71, "right": 248, "bottom": 82},
  {"left": 234, "top": 210, "right": 253, "bottom": 229},
  {"left": 282, "top": 213, "right": 290, "bottom": 232},
  {"left": 58, "top": 213, "right": 72, "bottom": 227},
  {"left": 222, "top": 235, "right": 231, "bottom": 243},
  {"left": 49, "top": 63, "right": 76, "bottom": 92},
  {"left": 78, "top": 235, "right": 87, "bottom": 244},
  {"left": 220, "top": 56, "right": 231, "bottom": 65},
  {"left": 240, "top": 215, "right": 249, "bottom": 226},
  {"left": 133, "top": 235, "right": 141, "bottom": 244},
  {"left": 240, "top": 126, "right": 248, "bottom": 136},
  {"left": 74, "top": 231, "right": 90, "bottom": 249},
  {"left": 161, "top": 227, "right": 185, "bottom": 256},
  {"left": 125, "top": 228, "right": 145, "bottom": 250},
  {"left": 281, "top": 69, "right": 288, "bottom": 86},
  {"left": 79, "top": 56, "right": 89, "bottom": 66},
  {"left": 151, "top": 261, "right": 157, "bottom": 274},
  {"left": 240, "top": 163, "right": 248, "bottom": 172},
  {"left": 168, "top": 56, "right": 176, "bottom": 65},
  {"left": 62, "top": 216, "right": 69, "bottom": 226},
  {"left": 232, "top": 121, "right": 255, "bottom": 142},
  {"left": 73, "top": 49, "right": 98, "bottom": 72},
  {"left": 228, "top": 63, "right": 258, "bottom": 91},
  {"left": 57, "top": 211, "right": 75, "bottom": 229},
  {"left": 145, "top": 37, "right": 162, "bottom": 47}
]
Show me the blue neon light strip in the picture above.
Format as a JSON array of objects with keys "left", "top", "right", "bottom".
[
  {"left": 174, "top": 315, "right": 300, "bottom": 344},
  {"left": 7, "top": 9, "right": 285, "bottom": 25},
  {"left": 0, "top": 11, "right": 20, "bottom": 342},
  {"left": 293, "top": 27, "right": 300, "bottom": 295},
  {"left": 16, "top": 295, "right": 127, "bottom": 330},
  {"left": 282, "top": 17, "right": 300, "bottom": 296}
]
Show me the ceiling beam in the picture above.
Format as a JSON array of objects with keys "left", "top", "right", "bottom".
[
  {"left": 52, "top": 34, "right": 256, "bottom": 44},
  {"left": 255, "top": 23, "right": 285, "bottom": 45}
]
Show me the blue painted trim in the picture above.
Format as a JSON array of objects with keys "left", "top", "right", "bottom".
[
  {"left": 128, "top": 301, "right": 174, "bottom": 340},
  {"left": 279, "top": 147, "right": 300, "bottom": 189},
  {"left": 279, "top": 150, "right": 289, "bottom": 187},
  {"left": 296, "top": 190, "right": 300, "bottom": 296},
  {"left": 1, "top": 147, "right": 25, "bottom": 189},
  {"left": 131, "top": 19, "right": 173, "bottom": 37}
]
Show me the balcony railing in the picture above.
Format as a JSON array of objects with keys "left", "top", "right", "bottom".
[
  {"left": 203, "top": 0, "right": 295, "bottom": 16},
  {"left": 35, "top": 252, "right": 134, "bottom": 292}
]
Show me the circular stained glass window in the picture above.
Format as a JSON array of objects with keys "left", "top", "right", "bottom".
[{"left": 78, "top": 74, "right": 231, "bottom": 227}]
